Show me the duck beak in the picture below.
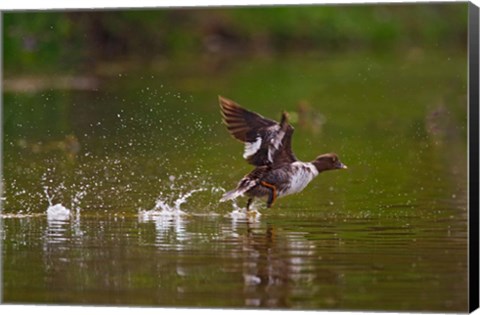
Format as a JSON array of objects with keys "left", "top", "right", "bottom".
[{"left": 337, "top": 162, "right": 348, "bottom": 169}]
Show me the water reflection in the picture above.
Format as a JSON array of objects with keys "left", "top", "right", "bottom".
[
  {"left": 41, "top": 217, "right": 73, "bottom": 296},
  {"left": 1, "top": 202, "right": 468, "bottom": 311},
  {"left": 238, "top": 221, "right": 333, "bottom": 308},
  {"left": 138, "top": 209, "right": 188, "bottom": 249},
  {"left": 242, "top": 224, "right": 292, "bottom": 307},
  {"left": 45, "top": 218, "right": 70, "bottom": 244}
]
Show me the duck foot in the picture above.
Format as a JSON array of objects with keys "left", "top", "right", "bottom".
[
  {"left": 246, "top": 198, "right": 253, "bottom": 212},
  {"left": 260, "top": 181, "right": 277, "bottom": 208},
  {"left": 246, "top": 210, "right": 258, "bottom": 219},
  {"left": 245, "top": 198, "right": 258, "bottom": 218}
]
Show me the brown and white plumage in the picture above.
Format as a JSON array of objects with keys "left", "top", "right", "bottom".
[
  {"left": 219, "top": 96, "right": 296, "bottom": 167},
  {"left": 219, "top": 96, "right": 347, "bottom": 210}
]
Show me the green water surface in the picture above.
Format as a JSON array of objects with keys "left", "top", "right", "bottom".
[{"left": 2, "top": 50, "right": 468, "bottom": 311}]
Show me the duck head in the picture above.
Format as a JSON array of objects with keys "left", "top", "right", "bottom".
[{"left": 312, "top": 153, "right": 347, "bottom": 173}]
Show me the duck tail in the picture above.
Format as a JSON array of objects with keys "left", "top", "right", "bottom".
[
  {"left": 220, "top": 189, "right": 243, "bottom": 202},
  {"left": 221, "top": 177, "right": 257, "bottom": 202},
  {"left": 280, "top": 111, "right": 289, "bottom": 126}
]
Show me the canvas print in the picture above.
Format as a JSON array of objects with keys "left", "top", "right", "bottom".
[{"left": 1, "top": 3, "right": 472, "bottom": 312}]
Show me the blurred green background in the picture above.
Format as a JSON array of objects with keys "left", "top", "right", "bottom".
[{"left": 3, "top": 3, "right": 468, "bottom": 75}]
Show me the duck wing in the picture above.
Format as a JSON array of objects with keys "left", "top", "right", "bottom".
[
  {"left": 272, "top": 123, "right": 297, "bottom": 167},
  {"left": 219, "top": 96, "right": 297, "bottom": 166}
]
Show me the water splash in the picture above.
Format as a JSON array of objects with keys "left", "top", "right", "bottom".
[
  {"left": 174, "top": 188, "right": 206, "bottom": 211},
  {"left": 211, "top": 185, "right": 262, "bottom": 220},
  {"left": 43, "top": 182, "right": 70, "bottom": 221},
  {"left": 46, "top": 203, "right": 71, "bottom": 221},
  {"left": 43, "top": 185, "right": 55, "bottom": 207},
  {"left": 226, "top": 198, "right": 261, "bottom": 221},
  {"left": 138, "top": 181, "right": 209, "bottom": 249},
  {"left": 42, "top": 170, "right": 87, "bottom": 223},
  {"left": 71, "top": 190, "right": 86, "bottom": 220},
  {"left": 138, "top": 186, "right": 205, "bottom": 220}
]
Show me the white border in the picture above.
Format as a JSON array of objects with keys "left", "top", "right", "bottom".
[{"left": 0, "top": 1, "right": 477, "bottom": 315}]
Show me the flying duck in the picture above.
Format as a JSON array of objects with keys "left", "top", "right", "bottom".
[{"left": 219, "top": 96, "right": 347, "bottom": 211}]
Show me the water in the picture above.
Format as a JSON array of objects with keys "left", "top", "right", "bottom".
[{"left": 2, "top": 51, "right": 468, "bottom": 311}]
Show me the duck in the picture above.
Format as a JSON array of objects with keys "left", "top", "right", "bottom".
[{"left": 218, "top": 96, "right": 347, "bottom": 211}]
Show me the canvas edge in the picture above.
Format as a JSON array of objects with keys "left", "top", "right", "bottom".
[{"left": 468, "top": 1, "right": 480, "bottom": 313}]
